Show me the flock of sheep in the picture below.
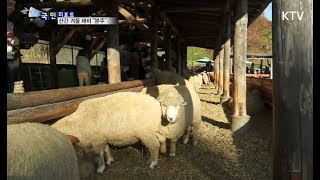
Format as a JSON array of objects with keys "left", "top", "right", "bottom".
[{"left": 7, "top": 68, "right": 215, "bottom": 179}]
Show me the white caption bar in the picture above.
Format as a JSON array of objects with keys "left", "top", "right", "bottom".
[{"left": 57, "top": 17, "right": 118, "bottom": 25}]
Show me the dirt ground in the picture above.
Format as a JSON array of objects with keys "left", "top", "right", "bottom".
[{"left": 84, "top": 84, "right": 273, "bottom": 180}]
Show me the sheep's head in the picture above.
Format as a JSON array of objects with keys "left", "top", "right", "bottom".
[
  {"left": 158, "top": 100, "right": 187, "bottom": 124},
  {"left": 157, "top": 89, "right": 187, "bottom": 124}
]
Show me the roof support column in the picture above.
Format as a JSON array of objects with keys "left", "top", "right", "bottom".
[
  {"left": 218, "top": 45, "right": 224, "bottom": 95},
  {"left": 213, "top": 51, "right": 219, "bottom": 88},
  {"left": 106, "top": 0, "right": 121, "bottom": 84},
  {"left": 221, "top": 8, "right": 231, "bottom": 103},
  {"left": 181, "top": 42, "right": 187, "bottom": 72},
  {"left": 150, "top": 8, "right": 159, "bottom": 68},
  {"left": 272, "top": 0, "right": 313, "bottom": 179},
  {"left": 230, "top": 0, "right": 250, "bottom": 132},
  {"left": 49, "top": 31, "right": 57, "bottom": 89}
]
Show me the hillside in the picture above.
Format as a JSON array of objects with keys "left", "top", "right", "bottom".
[
  {"left": 247, "top": 13, "right": 272, "bottom": 53},
  {"left": 187, "top": 13, "right": 272, "bottom": 68}
]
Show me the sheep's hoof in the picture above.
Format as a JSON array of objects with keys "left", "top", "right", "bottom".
[
  {"left": 169, "top": 152, "right": 176, "bottom": 157},
  {"left": 106, "top": 158, "right": 114, "bottom": 165},
  {"left": 149, "top": 161, "right": 157, "bottom": 169},
  {"left": 96, "top": 164, "right": 106, "bottom": 174}
]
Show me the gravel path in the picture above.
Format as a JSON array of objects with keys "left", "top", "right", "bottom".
[{"left": 84, "top": 84, "right": 273, "bottom": 180}]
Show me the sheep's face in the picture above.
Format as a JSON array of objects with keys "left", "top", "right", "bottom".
[{"left": 159, "top": 102, "right": 187, "bottom": 124}]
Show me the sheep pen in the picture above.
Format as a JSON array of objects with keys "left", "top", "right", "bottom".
[
  {"left": 92, "top": 83, "right": 272, "bottom": 179},
  {"left": 19, "top": 80, "right": 272, "bottom": 179}
]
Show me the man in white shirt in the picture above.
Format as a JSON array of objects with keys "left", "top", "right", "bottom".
[
  {"left": 7, "top": 0, "right": 16, "bottom": 93},
  {"left": 76, "top": 49, "right": 92, "bottom": 86}
]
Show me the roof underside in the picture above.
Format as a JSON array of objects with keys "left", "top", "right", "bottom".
[{"left": 14, "top": 0, "right": 271, "bottom": 50}]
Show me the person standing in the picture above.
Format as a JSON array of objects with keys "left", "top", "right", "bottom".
[
  {"left": 7, "top": 0, "right": 16, "bottom": 93},
  {"left": 127, "top": 41, "right": 141, "bottom": 80},
  {"left": 76, "top": 49, "right": 92, "bottom": 86}
]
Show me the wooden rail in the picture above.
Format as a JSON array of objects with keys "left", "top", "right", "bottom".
[
  {"left": 7, "top": 79, "right": 154, "bottom": 111},
  {"left": 246, "top": 77, "right": 273, "bottom": 107},
  {"left": 7, "top": 79, "right": 155, "bottom": 124}
]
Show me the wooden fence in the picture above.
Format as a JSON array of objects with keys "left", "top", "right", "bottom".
[{"left": 7, "top": 79, "right": 155, "bottom": 124}]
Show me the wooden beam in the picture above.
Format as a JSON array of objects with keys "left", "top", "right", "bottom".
[
  {"left": 272, "top": 0, "right": 313, "bottom": 179},
  {"left": 7, "top": 79, "right": 154, "bottom": 111},
  {"left": 118, "top": 18, "right": 147, "bottom": 24},
  {"left": 53, "top": 28, "right": 77, "bottom": 55},
  {"left": 163, "top": 6, "right": 223, "bottom": 13},
  {"left": 118, "top": 5, "right": 148, "bottom": 31},
  {"left": 160, "top": 12, "right": 179, "bottom": 36},
  {"left": 23, "top": 0, "right": 92, "bottom": 8},
  {"left": 230, "top": 0, "right": 250, "bottom": 132},
  {"left": 7, "top": 86, "right": 147, "bottom": 124},
  {"left": 89, "top": 37, "right": 106, "bottom": 60},
  {"left": 185, "top": 36, "right": 216, "bottom": 40}
]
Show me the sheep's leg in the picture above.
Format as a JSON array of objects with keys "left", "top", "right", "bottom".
[
  {"left": 140, "top": 135, "right": 160, "bottom": 169},
  {"left": 183, "top": 125, "right": 192, "bottom": 144},
  {"left": 104, "top": 144, "right": 114, "bottom": 165},
  {"left": 169, "top": 138, "right": 178, "bottom": 157},
  {"left": 156, "top": 132, "right": 167, "bottom": 154},
  {"left": 96, "top": 151, "right": 106, "bottom": 174},
  {"left": 192, "top": 124, "right": 199, "bottom": 146}
]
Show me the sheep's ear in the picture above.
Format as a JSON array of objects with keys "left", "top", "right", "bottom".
[
  {"left": 181, "top": 101, "right": 188, "bottom": 106},
  {"left": 175, "top": 83, "right": 179, "bottom": 86},
  {"left": 67, "top": 135, "right": 79, "bottom": 144}
]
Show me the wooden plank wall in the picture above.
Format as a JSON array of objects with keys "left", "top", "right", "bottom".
[{"left": 246, "top": 77, "right": 273, "bottom": 107}]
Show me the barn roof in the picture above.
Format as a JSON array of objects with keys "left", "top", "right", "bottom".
[{"left": 14, "top": 0, "right": 271, "bottom": 50}]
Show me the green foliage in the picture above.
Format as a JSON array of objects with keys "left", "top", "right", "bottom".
[
  {"left": 247, "top": 14, "right": 272, "bottom": 53},
  {"left": 187, "top": 47, "right": 213, "bottom": 68}
]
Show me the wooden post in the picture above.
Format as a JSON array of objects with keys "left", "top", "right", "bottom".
[
  {"left": 260, "top": 59, "right": 263, "bottom": 74},
  {"left": 218, "top": 45, "right": 224, "bottom": 95},
  {"left": 215, "top": 53, "right": 220, "bottom": 90},
  {"left": 165, "top": 28, "right": 172, "bottom": 70},
  {"left": 270, "top": 58, "right": 273, "bottom": 79},
  {"left": 230, "top": 0, "right": 250, "bottom": 132},
  {"left": 272, "top": 0, "right": 313, "bottom": 179},
  {"left": 150, "top": 8, "right": 159, "bottom": 68},
  {"left": 49, "top": 31, "right": 57, "bottom": 89},
  {"left": 177, "top": 40, "right": 182, "bottom": 75},
  {"left": 181, "top": 43, "right": 187, "bottom": 72},
  {"left": 213, "top": 51, "right": 219, "bottom": 88},
  {"left": 106, "top": 0, "right": 121, "bottom": 84},
  {"left": 221, "top": 9, "right": 231, "bottom": 103}
]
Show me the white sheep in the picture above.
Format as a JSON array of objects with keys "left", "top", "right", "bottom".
[
  {"left": 7, "top": 123, "right": 79, "bottom": 179},
  {"left": 51, "top": 92, "right": 163, "bottom": 172},
  {"left": 141, "top": 85, "right": 202, "bottom": 156},
  {"left": 151, "top": 68, "right": 197, "bottom": 92}
]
